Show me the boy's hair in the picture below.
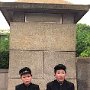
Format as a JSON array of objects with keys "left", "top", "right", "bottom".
[
  {"left": 19, "top": 67, "right": 32, "bottom": 76},
  {"left": 54, "top": 64, "right": 66, "bottom": 73}
]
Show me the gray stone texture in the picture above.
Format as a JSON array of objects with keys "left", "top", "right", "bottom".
[
  {"left": 12, "top": 12, "right": 25, "bottom": 22},
  {"left": 25, "top": 13, "right": 62, "bottom": 23},
  {"left": 9, "top": 50, "right": 76, "bottom": 78},
  {"left": 26, "top": 13, "right": 74, "bottom": 23},
  {"left": 77, "top": 58, "right": 90, "bottom": 90},
  {"left": 0, "top": 3, "right": 89, "bottom": 90},
  {"left": 8, "top": 13, "right": 76, "bottom": 90},
  {"left": 63, "top": 13, "right": 74, "bottom": 24},
  {"left": 0, "top": 69, "right": 8, "bottom": 90},
  {"left": 8, "top": 79, "right": 22, "bottom": 90},
  {"left": 8, "top": 50, "right": 77, "bottom": 90},
  {"left": 2, "top": 57, "right": 90, "bottom": 90},
  {"left": 10, "top": 22, "right": 76, "bottom": 51},
  {"left": 0, "top": 2, "right": 89, "bottom": 25},
  {"left": 9, "top": 50, "right": 43, "bottom": 78},
  {"left": 44, "top": 51, "right": 76, "bottom": 79}
]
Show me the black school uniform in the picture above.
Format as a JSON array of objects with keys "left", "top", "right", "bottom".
[
  {"left": 46, "top": 80, "right": 75, "bottom": 90},
  {"left": 15, "top": 83, "right": 40, "bottom": 90}
]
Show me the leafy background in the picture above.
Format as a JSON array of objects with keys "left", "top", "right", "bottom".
[
  {"left": 0, "top": 33, "right": 9, "bottom": 68},
  {"left": 76, "top": 24, "right": 90, "bottom": 57}
]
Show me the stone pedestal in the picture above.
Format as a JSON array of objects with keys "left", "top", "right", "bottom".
[
  {"left": 0, "top": 2, "right": 89, "bottom": 90},
  {"left": 77, "top": 58, "right": 90, "bottom": 90},
  {"left": 9, "top": 22, "right": 76, "bottom": 90}
]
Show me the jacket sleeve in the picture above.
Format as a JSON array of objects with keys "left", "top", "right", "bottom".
[
  {"left": 46, "top": 83, "right": 52, "bottom": 90},
  {"left": 70, "top": 83, "right": 75, "bottom": 90},
  {"left": 35, "top": 85, "right": 40, "bottom": 90},
  {"left": 38, "top": 85, "right": 40, "bottom": 90},
  {"left": 15, "top": 86, "right": 18, "bottom": 90},
  {"left": 15, "top": 85, "right": 20, "bottom": 90}
]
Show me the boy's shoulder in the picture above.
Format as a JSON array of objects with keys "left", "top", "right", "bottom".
[
  {"left": 47, "top": 80, "right": 74, "bottom": 86},
  {"left": 64, "top": 80, "right": 74, "bottom": 86},
  {"left": 31, "top": 83, "right": 39, "bottom": 87},
  {"left": 15, "top": 83, "right": 39, "bottom": 88},
  {"left": 15, "top": 83, "right": 24, "bottom": 90},
  {"left": 15, "top": 83, "right": 23, "bottom": 88},
  {"left": 47, "top": 80, "right": 57, "bottom": 86}
]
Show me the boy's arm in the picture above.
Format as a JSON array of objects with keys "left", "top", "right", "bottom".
[
  {"left": 36, "top": 85, "right": 40, "bottom": 90},
  {"left": 46, "top": 83, "right": 52, "bottom": 90},
  {"left": 15, "top": 86, "right": 17, "bottom": 90},
  {"left": 38, "top": 85, "right": 40, "bottom": 90},
  {"left": 15, "top": 85, "right": 19, "bottom": 90},
  {"left": 71, "top": 83, "right": 75, "bottom": 90}
]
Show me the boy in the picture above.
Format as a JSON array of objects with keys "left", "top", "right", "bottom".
[
  {"left": 46, "top": 64, "right": 75, "bottom": 90},
  {"left": 15, "top": 67, "right": 40, "bottom": 90}
]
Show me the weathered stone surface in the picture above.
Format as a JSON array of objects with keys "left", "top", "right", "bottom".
[
  {"left": 25, "top": 13, "right": 62, "bottom": 23},
  {"left": 0, "top": 2, "right": 89, "bottom": 24},
  {"left": 0, "top": 69, "right": 8, "bottom": 90},
  {"left": 77, "top": 58, "right": 90, "bottom": 90},
  {"left": 63, "top": 13, "right": 74, "bottom": 24},
  {"left": 9, "top": 50, "right": 43, "bottom": 78},
  {"left": 1, "top": 2, "right": 88, "bottom": 90},
  {"left": 0, "top": 2, "right": 89, "bottom": 11},
  {"left": 16, "top": 0, "right": 70, "bottom": 4},
  {"left": 8, "top": 79, "right": 22, "bottom": 90},
  {"left": 32, "top": 79, "right": 47, "bottom": 90},
  {"left": 10, "top": 22, "right": 76, "bottom": 51},
  {"left": 12, "top": 12, "right": 25, "bottom": 22},
  {"left": 44, "top": 51, "right": 76, "bottom": 79}
]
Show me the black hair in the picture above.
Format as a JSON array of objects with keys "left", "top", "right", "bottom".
[{"left": 54, "top": 64, "right": 66, "bottom": 73}]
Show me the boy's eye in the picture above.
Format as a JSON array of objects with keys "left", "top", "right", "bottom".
[
  {"left": 27, "top": 75, "right": 30, "bottom": 77},
  {"left": 23, "top": 76, "right": 26, "bottom": 78},
  {"left": 57, "top": 72, "right": 65, "bottom": 74}
]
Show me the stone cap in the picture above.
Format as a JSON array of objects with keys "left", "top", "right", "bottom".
[
  {"left": 16, "top": 0, "right": 70, "bottom": 4},
  {"left": 0, "top": 2, "right": 89, "bottom": 24}
]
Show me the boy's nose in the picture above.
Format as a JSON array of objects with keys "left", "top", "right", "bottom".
[{"left": 25, "top": 77, "right": 29, "bottom": 79}]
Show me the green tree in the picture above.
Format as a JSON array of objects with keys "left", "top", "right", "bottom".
[
  {"left": 0, "top": 51, "right": 9, "bottom": 68},
  {"left": 0, "top": 33, "right": 9, "bottom": 69},
  {"left": 76, "top": 24, "right": 90, "bottom": 57}
]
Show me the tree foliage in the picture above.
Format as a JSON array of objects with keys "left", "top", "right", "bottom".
[
  {"left": 0, "top": 51, "right": 9, "bottom": 68},
  {"left": 76, "top": 24, "right": 90, "bottom": 57},
  {"left": 0, "top": 33, "right": 9, "bottom": 69}
]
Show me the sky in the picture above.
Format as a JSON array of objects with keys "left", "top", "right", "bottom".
[{"left": 0, "top": 0, "right": 90, "bottom": 30}]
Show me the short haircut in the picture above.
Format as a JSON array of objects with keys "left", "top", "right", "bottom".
[{"left": 54, "top": 64, "right": 66, "bottom": 73}]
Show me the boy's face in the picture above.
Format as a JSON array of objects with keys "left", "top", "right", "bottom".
[
  {"left": 54, "top": 69, "right": 66, "bottom": 82},
  {"left": 20, "top": 74, "right": 32, "bottom": 85}
]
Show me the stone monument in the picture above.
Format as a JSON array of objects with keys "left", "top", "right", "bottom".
[{"left": 0, "top": 2, "right": 89, "bottom": 90}]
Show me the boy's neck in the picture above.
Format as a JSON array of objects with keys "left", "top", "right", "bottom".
[
  {"left": 24, "top": 83, "right": 31, "bottom": 87},
  {"left": 56, "top": 79, "right": 65, "bottom": 85}
]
